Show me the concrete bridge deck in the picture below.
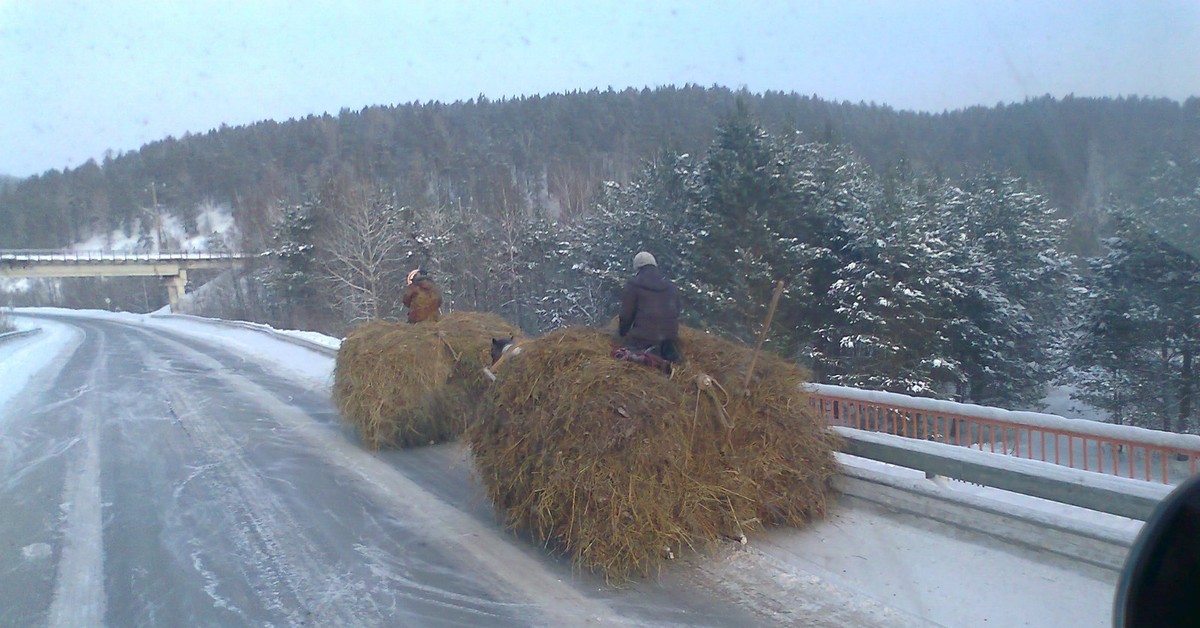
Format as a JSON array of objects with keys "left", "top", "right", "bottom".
[{"left": 0, "top": 249, "right": 251, "bottom": 310}]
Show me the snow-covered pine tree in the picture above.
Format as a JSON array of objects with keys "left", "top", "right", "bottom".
[
  {"left": 936, "top": 173, "right": 1075, "bottom": 407},
  {"left": 686, "top": 102, "right": 796, "bottom": 343},
  {"left": 503, "top": 211, "right": 562, "bottom": 333},
  {"left": 775, "top": 136, "right": 872, "bottom": 370},
  {"left": 686, "top": 105, "right": 860, "bottom": 362},
  {"left": 1137, "top": 154, "right": 1200, "bottom": 432},
  {"left": 1079, "top": 210, "right": 1198, "bottom": 432},
  {"left": 544, "top": 151, "right": 698, "bottom": 331},
  {"left": 817, "top": 169, "right": 964, "bottom": 396},
  {"left": 1140, "top": 154, "right": 1200, "bottom": 261},
  {"left": 427, "top": 202, "right": 492, "bottom": 313},
  {"left": 1069, "top": 227, "right": 1166, "bottom": 427},
  {"left": 1070, "top": 149, "right": 1200, "bottom": 433},
  {"left": 267, "top": 198, "right": 320, "bottom": 323}
]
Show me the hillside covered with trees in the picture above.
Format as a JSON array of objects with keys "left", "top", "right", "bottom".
[
  {"left": 1, "top": 86, "right": 1196, "bottom": 431},
  {"left": 3, "top": 86, "right": 1197, "bottom": 252}
]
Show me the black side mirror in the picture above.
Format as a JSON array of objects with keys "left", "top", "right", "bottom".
[{"left": 1114, "top": 474, "right": 1200, "bottom": 627}]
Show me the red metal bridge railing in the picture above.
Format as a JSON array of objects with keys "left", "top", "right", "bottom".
[{"left": 806, "top": 383, "right": 1200, "bottom": 485}]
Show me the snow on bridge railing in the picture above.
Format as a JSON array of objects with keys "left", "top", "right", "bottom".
[
  {"left": 0, "top": 249, "right": 250, "bottom": 263},
  {"left": 805, "top": 383, "right": 1200, "bottom": 485}
]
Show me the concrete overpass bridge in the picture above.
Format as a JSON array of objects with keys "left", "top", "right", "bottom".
[{"left": 0, "top": 249, "right": 250, "bottom": 311}]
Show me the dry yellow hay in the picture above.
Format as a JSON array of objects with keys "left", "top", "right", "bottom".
[
  {"left": 333, "top": 311, "right": 520, "bottom": 448},
  {"left": 466, "top": 325, "right": 839, "bottom": 581}
]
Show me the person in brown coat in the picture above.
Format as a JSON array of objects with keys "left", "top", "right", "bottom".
[
  {"left": 618, "top": 251, "right": 682, "bottom": 362},
  {"left": 403, "top": 269, "right": 442, "bottom": 323}
]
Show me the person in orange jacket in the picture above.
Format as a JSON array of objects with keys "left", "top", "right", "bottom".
[{"left": 402, "top": 268, "right": 442, "bottom": 323}]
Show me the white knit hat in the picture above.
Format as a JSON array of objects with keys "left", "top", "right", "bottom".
[{"left": 633, "top": 251, "right": 657, "bottom": 269}]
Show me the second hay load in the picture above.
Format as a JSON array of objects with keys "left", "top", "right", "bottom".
[{"left": 467, "top": 326, "right": 840, "bottom": 581}]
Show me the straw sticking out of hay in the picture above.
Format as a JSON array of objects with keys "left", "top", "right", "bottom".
[
  {"left": 333, "top": 312, "right": 520, "bottom": 449},
  {"left": 466, "top": 326, "right": 840, "bottom": 581}
]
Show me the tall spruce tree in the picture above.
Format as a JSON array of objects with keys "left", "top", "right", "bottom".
[
  {"left": 1071, "top": 210, "right": 1198, "bottom": 431},
  {"left": 817, "top": 171, "right": 964, "bottom": 396},
  {"left": 686, "top": 105, "right": 858, "bottom": 362},
  {"left": 1137, "top": 155, "right": 1200, "bottom": 432},
  {"left": 267, "top": 198, "right": 320, "bottom": 325},
  {"left": 1070, "top": 230, "right": 1163, "bottom": 427},
  {"left": 1071, "top": 150, "right": 1199, "bottom": 432},
  {"left": 687, "top": 102, "right": 798, "bottom": 342},
  {"left": 936, "top": 173, "right": 1075, "bottom": 407},
  {"left": 547, "top": 151, "right": 698, "bottom": 329}
]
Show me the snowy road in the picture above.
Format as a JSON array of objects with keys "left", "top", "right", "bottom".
[
  {"left": 0, "top": 311, "right": 1132, "bottom": 627},
  {"left": 0, "top": 314, "right": 767, "bottom": 627}
]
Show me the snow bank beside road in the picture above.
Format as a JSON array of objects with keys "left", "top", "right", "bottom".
[
  {"left": 141, "top": 314, "right": 337, "bottom": 391},
  {"left": 742, "top": 498, "right": 1117, "bottom": 628},
  {"left": 1042, "top": 383, "right": 1109, "bottom": 423},
  {"left": 13, "top": 308, "right": 338, "bottom": 393},
  {"left": 0, "top": 317, "right": 81, "bottom": 422},
  {"left": 147, "top": 313, "right": 341, "bottom": 354}
]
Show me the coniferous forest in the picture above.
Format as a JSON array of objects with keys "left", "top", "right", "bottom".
[{"left": 1, "top": 86, "right": 1197, "bottom": 431}]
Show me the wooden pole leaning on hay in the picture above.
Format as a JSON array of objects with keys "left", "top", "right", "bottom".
[
  {"left": 437, "top": 331, "right": 461, "bottom": 361},
  {"left": 744, "top": 280, "right": 786, "bottom": 391}
]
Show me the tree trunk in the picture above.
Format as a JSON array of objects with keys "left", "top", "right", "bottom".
[
  {"left": 1179, "top": 343, "right": 1193, "bottom": 434},
  {"left": 1163, "top": 343, "right": 1172, "bottom": 433}
]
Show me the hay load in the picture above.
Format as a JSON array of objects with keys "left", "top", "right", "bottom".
[
  {"left": 466, "top": 325, "right": 839, "bottom": 581},
  {"left": 333, "top": 312, "right": 520, "bottom": 449}
]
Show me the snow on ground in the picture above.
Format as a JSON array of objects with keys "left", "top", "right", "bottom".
[
  {"left": 723, "top": 452, "right": 1136, "bottom": 627},
  {"left": 141, "top": 316, "right": 336, "bottom": 390},
  {"left": 11, "top": 307, "right": 336, "bottom": 392},
  {"left": 1042, "top": 384, "right": 1109, "bottom": 423},
  {"left": 154, "top": 313, "right": 343, "bottom": 354},
  {"left": 0, "top": 277, "right": 31, "bottom": 293},
  {"left": 844, "top": 452, "right": 1146, "bottom": 532},
  {"left": 0, "top": 317, "right": 81, "bottom": 422},
  {"left": 71, "top": 228, "right": 143, "bottom": 253},
  {"left": 71, "top": 203, "right": 238, "bottom": 253},
  {"left": 748, "top": 499, "right": 1117, "bottom": 628},
  {"left": 693, "top": 450, "right": 1133, "bottom": 627}
]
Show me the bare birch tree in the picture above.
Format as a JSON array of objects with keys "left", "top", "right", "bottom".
[{"left": 319, "top": 186, "right": 410, "bottom": 322}]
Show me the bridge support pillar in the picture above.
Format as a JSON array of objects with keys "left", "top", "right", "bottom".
[{"left": 165, "top": 269, "right": 187, "bottom": 313}]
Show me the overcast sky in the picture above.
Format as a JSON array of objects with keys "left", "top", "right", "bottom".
[{"left": 1, "top": 0, "right": 1197, "bottom": 178}]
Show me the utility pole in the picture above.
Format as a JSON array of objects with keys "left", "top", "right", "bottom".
[{"left": 150, "top": 182, "right": 164, "bottom": 253}]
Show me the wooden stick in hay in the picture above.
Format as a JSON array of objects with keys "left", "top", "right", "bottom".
[
  {"left": 436, "top": 331, "right": 461, "bottom": 361},
  {"left": 695, "top": 373, "right": 734, "bottom": 429},
  {"left": 743, "top": 279, "right": 785, "bottom": 391}
]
